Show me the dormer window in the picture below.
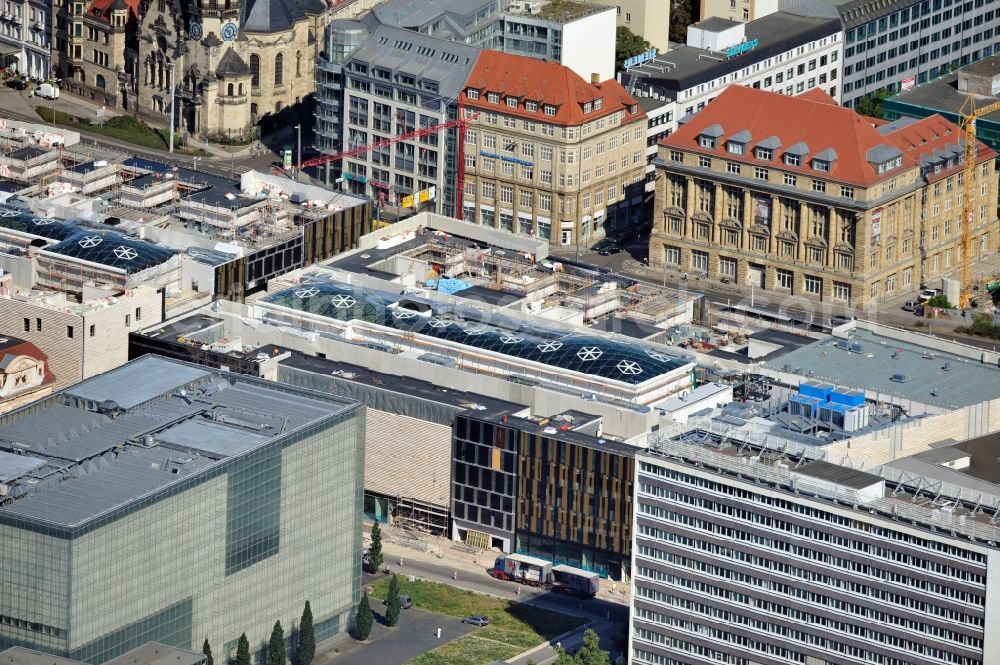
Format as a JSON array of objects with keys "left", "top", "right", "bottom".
[
  {"left": 543, "top": 104, "right": 556, "bottom": 116},
  {"left": 467, "top": 88, "right": 480, "bottom": 100},
  {"left": 526, "top": 101, "right": 538, "bottom": 112},
  {"left": 506, "top": 96, "right": 518, "bottom": 108},
  {"left": 629, "top": 104, "right": 637, "bottom": 113},
  {"left": 812, "top": 159, "right": 830, "bottom": 172},
  {"left": 594, "top": 98, "right": 603, "bottom": 110},
  {"left": 726, "top": 141, "right": 744, "bottom": 155},
  {"left": 583, "top": 102, "right": 593, "bottom": 113},
  {"left": 487, "top": 92, "right": 499, "bottom": 103},
  {"left": 755, "top": 147, "right": 773, "bottom": 160},
  {"left": 784, "top": 154, "right": 800, "bottom": 166},
  {"left": 700, "top": 135, "right": 717, "bottom": 149}
]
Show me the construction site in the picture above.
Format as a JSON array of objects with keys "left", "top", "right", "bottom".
[{"left": 0, "top": 118, "right": 373, "bottom": 303}]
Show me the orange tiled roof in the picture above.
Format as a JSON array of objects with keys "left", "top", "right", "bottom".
[
  {"left": 461, "top": 50, "right": 645, "bottom": 127},
  {"left": 87, "top": 0, "right": 140, "bottom": 23},
  {"left": 660, "top": 85, "right": 994, "bottom": 187}
]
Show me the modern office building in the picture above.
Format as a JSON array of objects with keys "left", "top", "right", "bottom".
[
  {"left": 630, "top": 430, "right": 1000, "bottom": 665},
  {"left": 461, "top": 49, "right": 647, "bottom": 244},
  {"left": 313, "top": 0, "right": 617, "bottom": 195},
  {"left": 0, "top": 356, "right": 364, "bottom": 664},
  {"left": 649, "top": 85, "right": 999, "bottom": 307},
  {"left": 885, "top": 55, "right": 1000, "bottom": 153},
  {"left": 0, "top": 286, "right": 163, "bottom": 392},
  {"left": 452, "top": 409, "right": 635, "bottom": 579}
]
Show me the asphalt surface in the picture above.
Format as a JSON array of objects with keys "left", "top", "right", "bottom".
[{"left": 321, "top": 607, "right": 479, "bottom": 665}]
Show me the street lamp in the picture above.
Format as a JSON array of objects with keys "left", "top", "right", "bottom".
[
  {"left": 294, "top": 123, "right": 302, "bottom": 178},
  {"left": 166, "top": 62, "right": 175, "bottom": 154}
]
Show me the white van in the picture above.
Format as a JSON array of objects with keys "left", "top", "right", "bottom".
[{"left": 36, "top": 83, "right": 59, "bottom": 100}]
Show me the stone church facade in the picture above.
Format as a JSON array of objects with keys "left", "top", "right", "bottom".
[{"left": 136, "top": 0, "right": 326, "bottom": 141}]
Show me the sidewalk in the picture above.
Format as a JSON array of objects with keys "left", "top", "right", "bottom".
[{"left": 507, "top": 619, "right": 619, "bottom": 665}]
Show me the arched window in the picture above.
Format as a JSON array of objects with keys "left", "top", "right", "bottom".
[
  {"left": 274, "top": 53, "right": 283, "bottom": 86},
  {"left": 295, "top": 51, "right": 301, "bottom": 77},
  {"left": 275, "top": 101, "right": 282, "bottom": 113},
  {"left": 251, "top": 103, "right": 258, "bottom": 120},
  {"left": 95, "top": 74, "right": 105, "bottom": 89},
  {"left": 227, "top": 82, "right": 234, "bottom": 96},
  {"left": 238, "top": 82, "right": 243, "bottom": 95},
  {"left": 249, "top": 53, "right": 260, "bottom": 88}
]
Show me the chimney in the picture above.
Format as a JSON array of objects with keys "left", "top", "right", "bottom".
[{"left": 591, "top": 72, "right": 600, "bottom": 84}]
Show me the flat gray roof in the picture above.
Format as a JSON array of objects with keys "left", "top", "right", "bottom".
[
  {"left": 0, "top": 357, "right": 355, "bottom": 530},
  {"left": 0, "top": 451, "right": 47, "bottom": 483},
  {"left": 762, "top": 329, "right": 1000, "bottom": 409},
  {"left": 64, "top": 356, "right": 211, "bottom": 410},
  {"left": 103, "top": 643, "right": 205, "bottom": 665},
  {"left": 889, "top": 71, "right": 1000, "bottom": 124},
  {"left": 794, "top": 460, "right": 883, "bottom": 489},
  {"left": 1, "top": 647, "right": 87, "bottom": 665}
]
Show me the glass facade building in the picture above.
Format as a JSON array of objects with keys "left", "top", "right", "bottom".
[
  {"left": 451, "top": 411, "right": 635, "bottom": 579},
  {"left": 0, "top": 357, "right": 365, "bottom": 665}
]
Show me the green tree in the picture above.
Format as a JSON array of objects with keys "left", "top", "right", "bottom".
[
  {"left": 927, "top": 294, "right": 953, "bottom": 309},
  {"left": 367, "top": 521, "right": 383, "bottom": 573},
  {"left": 353, "top": 592, "right": 373, "bottom": 641},
  {"left": 385, "top": 574, "right": 402, "bottom": 627},
  {"left": 202, "top": 639, "right": 214, "bottom": 665},
  {"left": 575, "top": 628, "right": 612, "bottom": 665},
  {"left": 669, "top": 0, "right": 694, "bottom": 43},
  {"left": 615, "top": 26, "right": 652, "bottom": 72},
  {"left": 297, "top": 602, "right": 314, "bottom": 665},
  {"left": 554, "top": 651, "right": 576, "bottom": 665},
  {"left": 267, "top": 621, "right": 285, "bottom": 665},
  {"left": 855, "top": 89, "right": 892, "bottom": 119},
  {"left": 235, "top": 633, "right": 250, "bottom": 665}
]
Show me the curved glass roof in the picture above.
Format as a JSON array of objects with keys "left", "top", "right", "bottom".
[
  {"left": 0, "top": 205, "right": 77, "bottom": 242},
  {"left": 45, "top": 229, "right": 176, "bottom": 271},
  {"left": 263, "top": 282, "right": 690, "bottom": 385}
]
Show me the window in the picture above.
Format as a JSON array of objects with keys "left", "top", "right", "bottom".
[
  {"left": 483, "top": 133, "right": 496, "bottom": 149},
  {"left": 804, "top": 275, "right": 822, "bottom": 294},
  {"left": 755, "top": 147, "right": 772, "bottom": 160},
  {"left": 125, "top": 314, "right": 131, "bottom": 326},
  {"left": 274, "top": 53, "right": 283, "bottom": 86},
  {"left": 296, "top": 51, "right": 302, "bottom": 77},
  {"left": 700, "top": 135, "right": 717, "bottom": 148},
  {"left": 22, "top": 318, "right": 28, "bottom": 332},
  {"left": 67, "top": 325, "right": 74, "bottom": 338},
  {"left": 670, "top": 150, "right": 683, "bottom": 162},
  {"left": 841, "top": 185, "right": 854, "bottom": 198},
  {"left": 488, "top": 92, "right": 500, "bottom": 103},
  {"left": 465, "top": 129, "right": 477, "bottom": 144},
  {"left": 777, "top": 268, "right": 793, "bottom": 289},
  {"left": 520, "top": 190, "right": 532, "bottom": 208},
  {"left": 699, "top": 156, "right": 711, "bottom": 168},
  {"left": 250, "top": 54, "right": 260, "bottom": 88},
  {"left": 500, "top": 185, "right": 513, "bottom": 204},
  {"left": 784, "top": 154, "right": 800, "bottom": 166},
  {"left": 728, "top": 162, "right": 740, "bottom": 174},
  {"left": 726, "top": 141, "right": 744, "bottom": 154},
  {"left": 812, "top": 179, "right": 826, "bottom": 193},
  {"left": 543, "top": 104, "right": 556, "bottom": 116},
  {"left": 467, "top": 88, "right": 480, "bottom": 100},
  {"left": 784, "top": 173, "right": 797, "bottom": 186},
  {"left": 720, "top": 256, "right": 737, "bottom": 278},
  {"left": 691, "top": 250, "right": 709, "bottom": 271},
  {"left": 808, "top": 246, "right": 824, "bottom": 263},
  {"left": 526, "top": 101, "right": 537, "bottom": 112},
  {"left": 506, "top": 96, "right": 518, "bottom": 108},
  {"left": 664, "top": 246, "right": 681, "bottom": 266},
  {"left": 833, "top": 281, "right": 851, "bottom": 301},
  {"left": 482, "top": 182, "right": 495, "bottom": 199},
  {"left": 754, "top": 167, "right": 768, "bottom": 180},
  {"left": 35, "top": 318, "right": 41, "bottom": 332},
  {"left": 89, "top": 324, "right": 96, "bottom": 337},
  {"left": 541, "top": 146, "right": 553, "bottom": 161},
  {"left": 812, "top": 159, "right": 829, "bottom": 172},
  {"left": 539, "top": 194, "right": 551, "bottom": 210}
]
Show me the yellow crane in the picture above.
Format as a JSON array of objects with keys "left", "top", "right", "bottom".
[{"left": 958, "top": 93, "right": 1000, "bottom": 307}]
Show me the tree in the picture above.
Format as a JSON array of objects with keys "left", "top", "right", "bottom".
[
  {"left": 385, "top": 574, "right": 402, "bottom": 627},
  {"left": 267, "top": 621, "right": 285, "bottom": 665},
  {"left": 575, "top": 628, "right": 612, "bottom": 665},
  {"left": 202, "top": 640, "right": 214, "bottom": 665},
  {"left": 235, "top": 633, "right": 250, "bottom": 665},
  {"left": 855, "top": 89, "right": 892, "bottom": 119},
  {"left": 669, "top": 0, "right": 694, "bottom": 43},
  {"left": 297, "top": 602, "right": 315, "bottom": 665},
  {"left": 367, "top": 521, "right": 383, "bottom": 573},
  {"left": 927, "top": 294, "right": 953, "bottom": 309},
  {"left": 615, "top": 26, "right": 652, "bottom": 72},
  {"left": 353, "top": 592, "right": 373, "bottom": 641}
]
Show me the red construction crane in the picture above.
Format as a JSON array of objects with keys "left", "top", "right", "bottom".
[{"left": 300, "top": 112, "right": 479, "bottom": 169}]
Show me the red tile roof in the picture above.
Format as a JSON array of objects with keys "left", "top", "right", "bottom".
[
  {"left": 0, "top": 340, "right": 55, "bottom": 387},
  {"left": 461, "top": 50, "right": 645, "bottom": 127},
  {"left": 660, "top": 85, "right": 994, "bottom": 187},
  {"left": 881, "top": 113, "right": 996, "bottom": 184},
  {"left": 87, "top": 0, "right": 140, "bottom": 23}
]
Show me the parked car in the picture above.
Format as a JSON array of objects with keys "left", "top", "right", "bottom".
[
  {"left": 462, "top": 615, "right": 490, "bottom": 626},
  {"left": 4, "top": 78, "right": 28, "bottom": 90},
  {"left": 383, "top": 595, "right": 412, "bottom": 609},
  {"left": 919, "top": 288, "right": 941, "bottom": 303},
  {"left": 831, "top": 314, "right": 856, "bottom": 326},
  {"left": 591, "top": 239, "right": 620, "bottom": 256},
  {"left": 901, "top": 301, "right": 920, "bottom": 312}
]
